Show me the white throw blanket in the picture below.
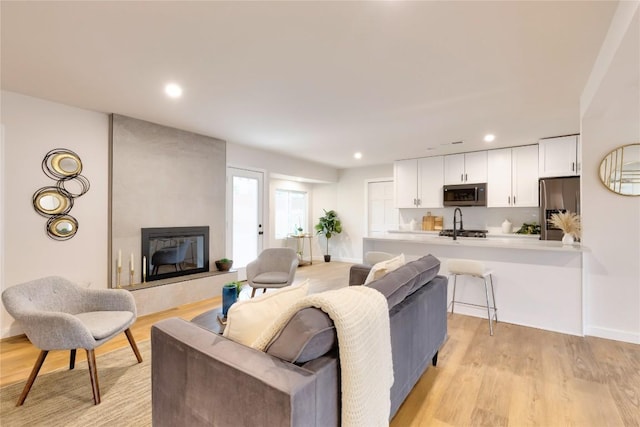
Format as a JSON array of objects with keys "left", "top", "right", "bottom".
[{"left": 252, "top": 286, "right": 394, "bottom": 427}]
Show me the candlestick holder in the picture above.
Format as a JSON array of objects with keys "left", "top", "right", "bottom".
[
  {"left": 116, "top": 266, "right": 122, "bottom": 288},
  {"left": 130, "top": 270, "right": 135, "bottom": 287}
]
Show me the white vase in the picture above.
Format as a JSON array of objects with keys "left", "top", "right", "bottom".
[{"left": 562, "top": 233, "right": 575, "bottom": 245}]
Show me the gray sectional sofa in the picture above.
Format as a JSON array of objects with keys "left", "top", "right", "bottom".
[{"left": 151, "top": 255, "right": 448, "bottom": 426}]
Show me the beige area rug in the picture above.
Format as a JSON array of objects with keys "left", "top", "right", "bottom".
[{"left": 1, "top": 341, "right": 151, "bottom": 427}]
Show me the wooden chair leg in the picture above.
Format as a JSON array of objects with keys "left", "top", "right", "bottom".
[
  {"left": 69, "top": 349, "right": 77, "bottom": 370},
  {"left": 124, "top": 328, "right": 143, "bottom": 363},
  {"left": 86, "top": 349, "right": 101, "bottom": 405},
  {"left": 16, "top": 350, "right": 48, "bottom": 406}
]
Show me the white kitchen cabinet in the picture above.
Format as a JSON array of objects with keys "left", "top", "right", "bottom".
[
  {"left": 487, "top": 145, "right": 538, "bottom": 207},
  {"left": 538, "top": 135, "right": 579, "bottom": 177},
  {"left": 394, "top": 156, "right": 443, "bottom": 208},
  {"left": 444, "top": 151, "right": 487, "bottom": 184}
]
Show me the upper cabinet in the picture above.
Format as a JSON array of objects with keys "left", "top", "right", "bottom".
[
  {"left": 394, "top": 156, "right": 444, "bottom": 208},
  {"left": 444, "top": 151, "right": 487, "bottom": 184},
  {"left": 538, "top": 135, "right": 580, "bottom": 177},
  {"left": 487, "top": 145, "right": 539, "bottom": 207}
]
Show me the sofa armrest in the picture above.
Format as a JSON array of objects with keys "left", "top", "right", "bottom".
[
  {"left": 349, "top": 264, "right": 371, "bottom": 286},
  {"left": 151, "top": 318, "right": 322, "bottom": 427}
]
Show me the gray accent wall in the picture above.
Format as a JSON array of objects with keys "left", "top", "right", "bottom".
[{"left": 110, "top": 114, "right": 226, "bottom": 287}]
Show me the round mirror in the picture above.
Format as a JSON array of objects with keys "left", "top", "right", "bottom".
[
  {"left": 47, "top": 215, "right": 78, "bottom": 240},
  {"left": 32, "top": 187, "right": 73, "bottom": 216},
  {"left": 54, "top": 154, "right": 82, "bottom": 175},
  {"left": 599, "top": 143, "right": 640, "bottom": 196},
  {"left": 42, "top": 149, "right": 83, "bottom": 179}
]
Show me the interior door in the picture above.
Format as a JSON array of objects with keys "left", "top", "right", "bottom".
[
  {"left": 368, "top": 180, "right": 398, "bottom": 236},
  {"left": 227, "top": 167, "right": 264, "bottom": 281}
]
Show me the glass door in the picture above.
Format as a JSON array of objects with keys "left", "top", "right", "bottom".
[{"left": 227, "top": 167, "right": 264, "bottom": 281}]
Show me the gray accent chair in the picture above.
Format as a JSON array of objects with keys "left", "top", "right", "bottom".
[
  {"left": 246, "top": 248, "right": 299, "bottom": 297},
  {"left": 151, "top": 240, "right": 191, "bottom": 275},
  {"left": 1, "top": 276, "right": 143, "bottom": 406}
]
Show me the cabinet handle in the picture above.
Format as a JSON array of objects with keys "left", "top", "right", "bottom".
[
  {"left": 465, "top": 173, "right": 468, "bottom": 182},
  {"left": 571, "top": 162, "right": 575, "bottom": 172},
  {"left": 508, "top": 196, "right": 510, "bottom": 205},
  {"left": 417, "top": 198, "right": 421, "bottom": 206},
  {"left": 413, "top": 198, "right": 417, "bottom": 206},
  {"left": 514, "top": 196, "right": 516, "bottom": 205}
]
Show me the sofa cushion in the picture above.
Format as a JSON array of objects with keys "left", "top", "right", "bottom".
[
  {"left": 223, "top": 280, "right": 309, "bottom": 346},
  {"left": 265, "top": 307, "right": 337, "bottom": 363},
  {"left": 364, "top": 254, "right": 406, "bottom": 284},
  {"left": 367, "top": 255, "right": 440, "bottom": 309}
]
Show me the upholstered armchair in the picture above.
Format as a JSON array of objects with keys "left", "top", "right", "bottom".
[
  {"left": 1, "top": 276, "right": 142, "bottom": 406},
  {"left": 246, "top": 248, "right": 298, "bottom": 297},
  {"left": 151, "top": 240, "right": 191, "bottom": 274}
]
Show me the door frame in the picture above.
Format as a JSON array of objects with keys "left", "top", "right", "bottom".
[
  {"left": 364, "top": 177, "right": 395, "bottom": 236},
  {"left": 226, "top": 166, "right": 267, "bottom": 280}
]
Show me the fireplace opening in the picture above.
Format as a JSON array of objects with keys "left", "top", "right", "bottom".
[{"left": 141, "top": 226, "right": 209, "bottom": 282}]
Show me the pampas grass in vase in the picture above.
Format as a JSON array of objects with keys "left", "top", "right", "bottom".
[{"left": 549, "top": 211, "right": 581, "bottom": 244}]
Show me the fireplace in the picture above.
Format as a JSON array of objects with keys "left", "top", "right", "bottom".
[{"left": 141, "top": 226, "right": 209, "bottom": 282}]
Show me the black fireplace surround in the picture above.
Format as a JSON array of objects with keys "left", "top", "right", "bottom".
[{"left": 142, "top": 226, "right": 209, "bottom": 282}]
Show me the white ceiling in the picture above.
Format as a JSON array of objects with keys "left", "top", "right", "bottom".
[{"left": 1, "top": 1, "right": 618, "bottom": 169}]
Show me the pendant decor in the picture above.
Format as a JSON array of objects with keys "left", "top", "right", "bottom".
[{"left": 32, "top": 149, "right": 90, "bottom": 240}]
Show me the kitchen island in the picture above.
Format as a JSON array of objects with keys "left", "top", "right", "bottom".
[{"left": 365, "top": 232, "right": 585, "bottom": 335}]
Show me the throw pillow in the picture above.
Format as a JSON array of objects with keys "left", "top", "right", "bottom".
[
  {"left": 364, "top": 253, "right": 405, "bottom": 284},
  {"left": 223, "top": 280, "right": 309, "bottom": 346}
]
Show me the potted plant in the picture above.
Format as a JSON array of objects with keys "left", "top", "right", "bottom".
[
  {"left": 314, "top": 209, "right": 342, "bottom": 262},
  {"left": 215, "top": 258, "right": 233, "bottom": 271}
]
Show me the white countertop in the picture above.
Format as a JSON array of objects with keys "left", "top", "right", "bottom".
[{"left": 367, "top": 231, "right": 586, "bottom": 252}]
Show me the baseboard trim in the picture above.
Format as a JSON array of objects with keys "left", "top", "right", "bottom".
[{"left": 585, "top": 326, "right": 640, "bottom": 344}]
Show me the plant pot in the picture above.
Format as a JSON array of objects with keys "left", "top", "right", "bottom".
[
  {"left": 561, "top": 233, "right": 575, "bottom": 245},
  {"left": 215, "top": 260, "right": 233, "bottom": 271},
  {"left": 324, "top": 255, "right": 331, "bottom": 262}
]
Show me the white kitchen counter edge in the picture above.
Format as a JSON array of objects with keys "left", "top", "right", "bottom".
[{"left": 368, "top": 232, "right": 586, "bottom": 252}]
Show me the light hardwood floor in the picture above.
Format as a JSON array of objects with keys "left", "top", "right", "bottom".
[{"left": 2, "top": 262, "right": 639, "bottom": 426}]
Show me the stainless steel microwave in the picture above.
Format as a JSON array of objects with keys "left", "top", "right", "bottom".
[{"left": 443, "top": 183, "right": 487, "bottom": 207}]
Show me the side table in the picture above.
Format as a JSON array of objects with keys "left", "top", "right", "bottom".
[
  {"left": 287, "top": 233, "right": 313, "bottom": 266},
  {"left": 191, "top": 306, "right": 225, "bottom": 335}
]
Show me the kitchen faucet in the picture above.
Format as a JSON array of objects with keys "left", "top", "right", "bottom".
[{"left": 453, "top": 207, "right": 464, "bottom": 240}]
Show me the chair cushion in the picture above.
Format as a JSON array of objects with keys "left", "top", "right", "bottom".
[
  {"left": 75, "top": 311, "right": 135, "bottom": 340},
  {"left": 252, "top": 272, "right": 290, "bottom": 284},
  {"left": 265, "top": 307, "right": 337, "bottom": 364},
  {"left": 364, "top": 253, "right": 406, "bottom": 284},
  {"left": 223, "top": 280, "right": 309, "bottom": 346}
]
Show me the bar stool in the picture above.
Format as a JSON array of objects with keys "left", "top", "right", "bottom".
[{"left": 448, "top": 259, "right": 498, "bottom": 335}]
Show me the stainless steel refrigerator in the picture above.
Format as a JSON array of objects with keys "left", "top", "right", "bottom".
[{"left": 539, "top": 176, "right": 581, "bottom": 241}]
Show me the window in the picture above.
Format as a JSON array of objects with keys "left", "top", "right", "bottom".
[{"left": 275, "top": 189, "right": 307, "bottom": 239}]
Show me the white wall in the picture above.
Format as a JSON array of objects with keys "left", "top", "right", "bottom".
[
  {"left": 227, "top": 142, "right": 338, "bottom": 184},
  {"left": 580, "top": 3, "right": 640, "bottom": 344},
  {"left": 1, "top": 91, "right": 109, "bottom": 338},
  {"left": 310, "top": 164, "right": 393, "bottom": 263}
]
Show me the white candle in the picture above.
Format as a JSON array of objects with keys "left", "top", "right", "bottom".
[
  {"left": 117, "top": 250, "right": 122, "bottom": 268},
  {"left": 130, "top": 253, "right": 134, "bottom": 272},
  {"left": 142, "top": 256, "right": 146, "bottom": 278}
]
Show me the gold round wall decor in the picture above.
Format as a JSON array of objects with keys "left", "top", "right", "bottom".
[
  {"left": 599, "top": 143, "right": 640, "bottom": 196},
  {"left": 33, "top": 148, "right": 90, "bottom": 240},
  {"left": 47, "top": 215, "right": 78, "bottom": 240},
  {"left": 32, "top": 186, "right": 73, "bottom": 216}
]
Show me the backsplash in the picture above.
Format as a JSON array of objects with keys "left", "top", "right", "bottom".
[{"left": 398, "top": 207, "right": 539, "bottom": 235}]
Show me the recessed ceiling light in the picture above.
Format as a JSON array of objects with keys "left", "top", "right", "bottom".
[
  {"left": 354, "top": 152, "right": 362, "bottom": 160},
  {"left": 484, "top": 134, "right": 495, "bottom": 142},
  {"left": 164, "top": 83, "right": 183, "bottom": 98}
]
